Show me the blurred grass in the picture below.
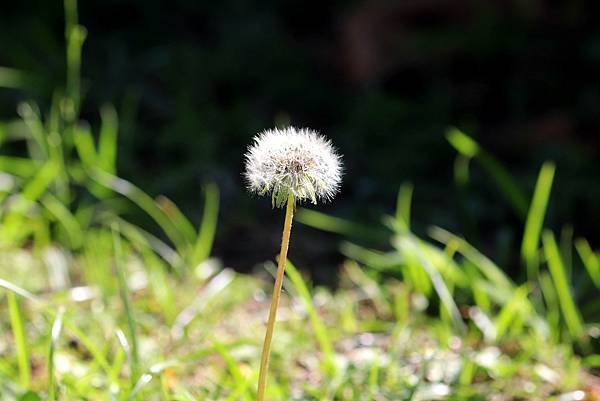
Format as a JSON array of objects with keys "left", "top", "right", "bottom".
[{"left": 521, "top": 162, "right": 555, "bottom": 281}]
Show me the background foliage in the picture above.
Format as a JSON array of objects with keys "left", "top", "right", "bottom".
[{"left": 2, "top": 0, "right": 600, "bottom": 277}]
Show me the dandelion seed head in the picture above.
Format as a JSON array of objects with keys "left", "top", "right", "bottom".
[{"left": 244, "top": 127, "right": 343, "bottom": 208}]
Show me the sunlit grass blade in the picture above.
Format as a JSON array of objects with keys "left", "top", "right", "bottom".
[
  {"left": 539, "top": 272, "right": 560, "bottom": 342},
  {"left": 114, "top": 329, "right": 131, "bottom": 385},
  {"left": 41, "top": 193, "right": 83, "bottom": 249},
  {"left": 142, "top": 250, "right": 177, "bottom": 323},
  {"left": 463, "top": 263, "right": 491, "bottom": 312},
  {"left": 0, "top": 158, "right": 60, "bottom": 243},
  {"left": 494, "top": 285, "right": 529, "bottom": 339},
  {"left": 284, "top": 260, "right": 337, "bottom": 375},
  {"left": 127, "top": 373, "right": 153, "bottom": 401},
  {"left": 17, "top": 102, "right": 48, "bottom": 161},
  {"left": 395, "top": 182, "right": 413, "bottom": 233},
  {"left": 156, "top": 195, "right": 197, "bottom": 245},
  {"left": 108, "top": 216, "right": 181, "bottom": 270},
  {"left": 2, "top": 279, "right": 115, "bottom": 389},
  {"left": 48, "top": 307, "right": 65, "bottom": 401},
  {"left": 92, "top": 169, "right": 189, "bottom": 255},
  {"left": 192, "top": 182, "right": 220, "bottom": 265},
  {"left": 73, "top": 125, "right": 97, "bottom": 168},
  {"left": 0, "top": 156, "right": 38, "bottom": 177},
  {"left": 446, "top": 127, "right": 528, "bottom": 219},
  {"left": 0, "top": 278, "right": 39, "bottom": 302},
  {"left": 98, "top": 104, "right": 118, "bottom": 174},
  {"left": 340, "top": 242, "right": 403, "bottom": 270},
  {"left": 296, "top": 208, "right": 388, "bottom": 242},
  {"left": 64, "top": 0, "right": 86, "bottom": 120},
  {"left": 429, "top": 226, "right": 514, "bottom": 293},
  {"left": 7, "top": 292, "right": 30, "bottom": 389},
  {"left": 542, "top": 231, "right": 584, "bottom": 339},
  {"left": 575, "top": 238, "right": 600, "bottom": 289},
  {"left": 113, "top": 227, "right": 140, "bottom": 381},
  {"left": 22, "top": 160, "right": 60, "bottom": 201},
  {"left": 394, "top": 234, "right": 466, "bottom": 334},
  {"left": 521, "top": 162, "right": 555, "bottom": 280}
]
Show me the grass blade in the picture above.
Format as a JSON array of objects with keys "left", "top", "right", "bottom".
[
  {"left": 193, "top": 182, "right": 220, "bottom": 265},
  {"left": 98, "top": 104, "right": 118, "bottom": 174},
  {"left": 48, "top": 307, "right": 65, "bottom": 401},
  {"left": 542, "top": 231, "right": 584, "bottom": 339},
  {"left": 395, "top": 182, "right": 413, "bottom": 233},
  {"left": 0, "top": 278, "right": 40, "bottom": 302},
  {"left": 127, "top": 373, "right": 153, "bottom": 401},
  {"left": 575, "top": 238, "right": 600, "bottom": 289},
  {"left": 73, "top": 125, "right": 97, "bottom": 168},
  {"left": 494, "top": 285, "right": 529, "bottom": 339},
  {"left": 156, "top": 195, "right": 197, "bottom": 245},
  {"left": 92, "top": 169, "right": 189, "bottom": 254},
  {"left": 284, "top": 260, "right": 337, "bottom": 375},
  {"left": 429, "top": 226, "right": 514, "bottom": 293},
  {"left": 521, "top": 162, "right": 555, "bottom": 280},
  {"left": 296, "top": 208, "right": 387, "bottom": 242},
  {"left": 446, "top": 128, "right": 528, "bottom": 219},
  {"left": 394, "top": 234, "right": 466, "bottom": 334},
  {"left": 41, "top": 193, "right": 83, "bottom": 249},
  {"left": 0, "top": 156, "right": 38, "bottom": 177},
  {"left": 113, "top": 227, "right": 140, "bottom": 381},
  {"left": 64, "top": 0, "right": 86, "bottom": 119},
  {"left": 7, "top": 292, "right": 30, "bottom": 389}
]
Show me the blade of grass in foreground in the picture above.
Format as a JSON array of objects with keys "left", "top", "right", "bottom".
[
  {"left": 296, "top": 208, "right": 388, "bottom": 242},
  {"left": 97, "top": 104, "right": 118, "bottom": 174},
  {"left": 395, "top": 182, "right": 413, "bottom": 233},
  {"left": 575, "top": 238, "right": 600, "bottom": 289},
  {"left": 156, "top": 195, "right": 197, "bottom": 245},
  {"left": 429, "top": 226, "right": 514, "bottom": 293},
  {"left": 48, "top": 307, "right": 64, "bottom": 401},
  {"left": 394, "top": 234, "right": 466, "bottom": 334},
  {"left": 127, "top": 373, "right": 153, "bottom": 401},
  {"left": 113, "top": 227, "right": 140, "bottom": 382},
  {"left": 1, "top": 278, "right": 114, "bottom": 379},
  {"left": 521, "top": 162, "right": 555, "bottom": 280},
  {"left": 193, "top": 182, "right": 220, "bottom": 266},
  {"left": 8, "top": 292, "right": 30, "bottom": 389},
  {"left": 92, "top": 169, "right": 189, "bottom": 255},
  {"left": 542, "top": 231, "right": 584, "bottom": 339},
  {"left": 284, "top": 260, "right": 336, "bottom": 376}
]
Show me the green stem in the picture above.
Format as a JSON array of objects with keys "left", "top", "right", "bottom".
[{"left": 257, "top": 194, "right": 295, "bottom": 401}]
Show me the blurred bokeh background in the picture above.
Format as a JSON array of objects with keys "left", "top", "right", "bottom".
[{"left": 1, "top": 0, "right": 599, "bottom": 282}]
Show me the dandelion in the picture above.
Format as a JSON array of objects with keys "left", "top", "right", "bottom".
[
  {"left": 244, "top": 127, "right": 342, "bottom": 401},
  {"left": 244, "top": 127, "right": 342, "bottom": 208}
]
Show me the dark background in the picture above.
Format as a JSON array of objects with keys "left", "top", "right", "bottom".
[{"left": 1, "top": 0, "right": 599, "bottom": 282}]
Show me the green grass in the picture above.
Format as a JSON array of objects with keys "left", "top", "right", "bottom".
[
  {"left": 1, "top": 1, "right": 599, "bottom": 400},
  {"left": 0, "top": 212, "right": 598, "bottom": 400}
]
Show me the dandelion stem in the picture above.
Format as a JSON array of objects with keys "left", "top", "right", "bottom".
[{"left": 257, "top": 194, "right": 295, "bottom": 401}]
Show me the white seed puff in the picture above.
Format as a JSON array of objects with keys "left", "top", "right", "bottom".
[{"left": 244, "top": 127, "right": 343, "bottom": 208}]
